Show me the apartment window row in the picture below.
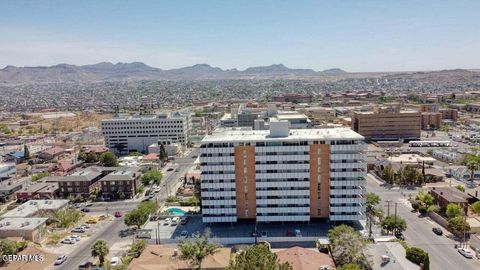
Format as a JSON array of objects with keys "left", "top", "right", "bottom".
[
  {"left": 201, "top": 153, "right": 234, "bottom": 157},
  {"left": 330, "top": 186, "right": 362, "bottom": 190},
  {"left": 103, "top": 120, "right": 183, "bottom": 125},
  {"left": 202, "top": 196, "right": 235, "bottom": 200},
  {"left": 201, "top": 188, "right": 236, "bottom": 192},
  {"left": 330, "top": 195, "right": 363, "bottom": 199},
  {"left": 203, "top": 214, "right": 236, "bottom": 217},
  {"left": 330, "top": 168, "right": 365, "bottom": 172},
  {"left": 330, "top": 212, "right": 360, "bottom": 215},
  {"left": 256, "top": 187, "right": 309, "bottom": 191},
  {"left": 202, "top": 179, "right": 235, "bottom": 184},
  {"left": 256, "top": 178, "right": 309, "bottom": 183},
  {"left": 103, "top": 125, "right": 183, "bottom": 129},
  {"left": 202, "top": 170, "right": 235, "bottom": 175},
  {"left": 203, "top": 205, "right": 236, "bottom": 209},
  {"left": 257, "top": 212, "right": 309, "bottom": 216},
  {"left": 257, "top": 195, "right": 309, "bottom": 199},
  {"left": 200, "top": 162, "right": 235, "bottom": 166},
  {"left": 330, "top": 203, "right": 361, "bottom": 207},
  {"left": 255, "top": 160, "right": 309, "bottom": 165},
  {"left": 104, "top": 130, "right": 182, "bottom": 134},
  {"left": 330, "top": 177, "right": 365, "bottom": 181},
  {"left": 255, "top": 169, "right": 310, "bottom": 174},
  {"left": 257, "top": 204, "right": 309, "bottom": 207},
  {"left": 255, "top": 151, "right": 310, "bottom": 156},
  {"left": 330, "top": 159, "right": 361, "bottom": 164}
]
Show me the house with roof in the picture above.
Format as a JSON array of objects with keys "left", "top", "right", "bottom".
[
  {"left": 0, "top": 218, "right": 48, "bottom": 242},
  {"left": 448, "top": 165, "right": 480, "bottom": 181},
  {"left": 0, "top": 178, "right": 26, "bottom": 202},
  {"left": 275, "top": 246, "right": 336, "bottom": 270},
  {"left": 4, "top": 150, "right": 26, "bottom": 164},
  {"left": 15, "top": 182, "right": 59, "bottom": 201},
  {"left": 128, "top": 245, "right": 231, "bottom": 270},
  {"left": 2, "top": 244, "right": 58, "bottom": 270},
  {"left": 38, "top": 146, "right": 66, "bottom": 161},
  {"left": 429, "top": 187, "right": 470, "bottom": 214}
]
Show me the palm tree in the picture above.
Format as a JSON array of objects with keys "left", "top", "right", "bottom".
[
  {"left": 91, "top": 240, "right": 109, "bottom": 266},
  {"left": 466, "top": 158, "right": 480, "bottom": 183},
  {"left": 365, "top": 192, "right": 381, "bottom": 239},
  {"left": 179, "top": 231, "right": 220, "bottom": 270}
]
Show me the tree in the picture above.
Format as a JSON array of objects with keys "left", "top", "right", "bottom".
[
  {"left": 471, "top": 201, "right": 480, "bottom": 214},
  {"left": 141, "top": 170, "right": 162, "bottom": 185},
  {"left": 0, "top": 239, "right": 18, "bottom": 257},
  {"left": 463, "top": 154, "right": 480, "bottom": 183},
  {"left": 130, "top": 240, "right": 146, "bottom": 257},
  {"left": 365, "top": 192, "right": 381, "bottom": 239},
  {"left": 179, "top": 231, "right": 220, "bottom": 270},
  {"left": 446, "top": 203, "right": 463, "bottom": 219},
  {"left": 159, "top": 144, "right": 168, "bottom": 162},
  {"left": 328, "top": 225, "right": 370, "bottom": 269},
  {"left": 99, "top": 152, "right": 118, "bottom": 167},
  {"left": 226, "top": 242, "right": 292, "bottom": 270},
  {"left": 422, "top": 194, "right": 435, "bottom": 207},
  {"left": 77, "top": 150, "right": 87, "bottom": 161},
  {"left": 24, "top": 144, "right": 30, "bottom": 160},
  {"left": 381, "top": 165, "right": 394, "bottom": 183},
  {"left": 448, "top": 216, "right": 470, "bottom": 233},
  {"left": 54, "top": 208, "right": 83, "bottom": 228},
  {"left": 381, "top": 215, "right": 407, "bottom": 234},
  {"left": 91, "top": 240, "right": 109, "bottom": 266},
  {"left": 128, "top": 152, "right": 143, "bottom": 156},
  {"left": 406, "top": 246, "right": 429, "bottom": 270},
  {"left": 85, "top": 152, "right": 99, "bottom": 163},
  {"left": 455, "top": 185, "right": 465, "bottom": 192},
  {"left": 124, "top": 209, "right": 149, "bottom": 229},
  {"left": 337, "top": 264, "right": 361, "bottom": 270}
]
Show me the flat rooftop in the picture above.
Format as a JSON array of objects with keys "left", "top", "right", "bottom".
[
  {"left": 2, "top": 199, "right": 69, "bottom": 218},
  {"left": 0, "top": 217, "right": 48, "bottom": 231},
  {"left": 105, "top": 112, "right": 186, "bottom": 121},
  {"left": 202, "top": 127, "right": 364, "bottom": 143}
]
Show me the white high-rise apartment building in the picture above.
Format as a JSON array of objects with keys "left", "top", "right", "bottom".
[
  {"left": 200, "top": 121, "right": 366, "bottom": 223},
  {"left": 101, "top": 112, "right": 190, "bottom": 153}
]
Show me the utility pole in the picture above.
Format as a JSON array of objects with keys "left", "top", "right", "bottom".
[
  {"left": 394, "top": 203, "right": 398, "bottom": 236},
  {"left": 386, "top": 200, "right": 392, "bottom": 217}
]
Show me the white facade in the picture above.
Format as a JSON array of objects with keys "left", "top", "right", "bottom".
[
  {"left": 0, "top": 163, "right": 16, "bottom": 179},
  {"left": 101, "top": 113, "right": 190, "bottom": 153},
  {"left": 200, "top": 125, "right": 366, "bottom": 223}
]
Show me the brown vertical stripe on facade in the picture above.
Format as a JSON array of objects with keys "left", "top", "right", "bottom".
[
  {"left": 309, "top": 144, "right": 330, "bottom": 218},
  {"left": 234, "top": 145, "right": 256, "bottom": 219}
]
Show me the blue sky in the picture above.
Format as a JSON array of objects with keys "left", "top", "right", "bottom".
[{"left": 0, "top": 0, "right": 479, "bottom": 72}]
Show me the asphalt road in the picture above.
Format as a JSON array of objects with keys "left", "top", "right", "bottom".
[
  {"left": 367, "top": 174, "right": 480, "bottom": 270},
  {"left": 57, "top": 148, "right": 199, "bottom": 269}
]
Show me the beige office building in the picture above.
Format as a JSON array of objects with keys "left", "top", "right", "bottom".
[{"left": 352, "top": 105, "right": 421, "bottom": 141}]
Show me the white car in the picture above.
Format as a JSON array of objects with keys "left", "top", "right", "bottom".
[
  {"left": 171, "top": 218, "right": 178, "bottom": 226},
  {"left": 163, "top": 218, "right": 171, "bottom": 225},
  {"left": 54, "top": 255, "right": 67, "bottom": 265},
  {"left": 69, "top": 235, "right": 81, "bottom": 242},
  {"left": 110, "top": 256, "right": 120, "bottom": 266},
  {"left": 458, "top": 248, "right": 473, "bottom": 258},
  {"left": 61, "top": 238, "right": 75, "bottom": 244}
]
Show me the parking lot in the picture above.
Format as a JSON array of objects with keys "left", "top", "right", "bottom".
[{"left": 143, "top": 215, "right": 364, "bottom": 240}]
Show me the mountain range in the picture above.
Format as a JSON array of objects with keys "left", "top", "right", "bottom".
[{"left": 0, "top": 62, "right": 349, "bottom": 83}]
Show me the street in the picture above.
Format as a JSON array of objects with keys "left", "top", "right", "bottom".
[
  {"left": 57, "top": 148, "right": 199, "bottom": 269},
  {"left": 367, "top": 174, "right": 480, "bottom": 270}
]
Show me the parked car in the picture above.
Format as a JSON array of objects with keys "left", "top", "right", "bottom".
[
  {"left": 78, "top": 261, "right": 93, "bottom": 270},
  {"left": 295, "top": 229, "right": 302, "bottom": 237},
  {"left": 110, "top": 257, "right": 120, "bottom": 266},
  {"left": 167, "top": 168, "right": 174, "bottom": 171},
  {"left": 54, "top": 255, "right": 67, "bottom": 265},
  {"left": 86, "top": 218, "right": 97, "bottom": 224},
  {"left": 171, "top": 217, "right": 179, "bottom": 226},
  {"left": 81, "top": 208, "right": 91, "bottom": 212},
  {"left": 61, "top": 239, "right": 75, "bottom": 244},
  {"left": 74, "top": 203, "right": 81, "bottom": 208},
  {"left": 180, "top": 230, "right": 188, "bottom": 239},
  {"left": 458, "top": 248, "right": 473, "bottom": 258},
  {"left": 71, "top": 227, "right": 86, "bottom": 233},
  {"left": 163, "top": 218, "right": 171, "bottom": 225},
  {"left": 70, "top": 235, "right": 81, "bottom": 242},
  {"left": 261, "top": 231, "right": 268, "bottom": 237},
  {"left": 180, "top": 216, "right": 188, "bottom": 225},
  {"left": 394, "top": 232, "right": 405, "bottom": 240},
  {"left": 80, "top": 224, "right": 91, "bottom": 229},
  {"left": 115, "top": 211, "right": 123, "bottom": 217},
  {"left": 432, "top": 227, "right": 443, "bottom": 235}
]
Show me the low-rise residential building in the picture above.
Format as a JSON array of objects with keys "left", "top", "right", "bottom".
[
  {"left": 276, "top": 246, "right": 336, "bottom": 270},
  {"left": 439, "top": 108, "right": 458, "bottom": 121},
  {"left": 15, "top": 182, "right": 59, "bottom": 201},
  {"left": 299, "top": 107, "right": 337, "bottom": 126},
  {"left": 57, "top": 170, "right": 103, "bottom": 198},
  {"left": 200, "top": 121, "right": 366, "bottom": 223},
  {"left": 429, "top": 187, "right": 470, "bottom": 214},
  {"left": 128, "top": 245, "right": 231, "bottom": 270},
  {"left": 0, "top": 217, "right": 48, "bottom": 242},
  {"left": 38, "top": 146, "right": 66, "bottom": 160},
  {"left": 2, "top": 199, "right": 69, "bottom": 218},
  {"left": 0, "top": 178, "right": 26, "bottom": 202},
  {"left": 98, "top": 167, "right": 141, "bottom": 199},
  {"left": 448, "top": 166, "right": 480, "bottom": 181},
  {"left": 0, "top": 163, "right": 16, "bottom": 180}
]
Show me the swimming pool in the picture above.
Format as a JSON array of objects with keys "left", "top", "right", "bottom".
[{"left": 167, "top": 207, "right": 186, "bottom": 216}]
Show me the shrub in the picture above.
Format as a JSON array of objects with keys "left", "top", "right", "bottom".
[
  {"left": 419, "top": 205, "right": 428, "bottom": 214},
  {"left": 411, "top": 201, "right": 420, "bottom": 211},
  {"left": 427, "top": 205, "right": 440, "bottom": 213},
  {"left": 406, "top": 246, "right": 429, "bottom": 269}
]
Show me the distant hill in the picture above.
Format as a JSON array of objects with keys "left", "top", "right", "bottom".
[{"left": 0, "top": 62, "right": 477, "bottom": 84}]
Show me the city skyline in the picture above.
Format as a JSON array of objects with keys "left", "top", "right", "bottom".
[{"left": 1, "top": 0, "right": 480, "bottom": 72}]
